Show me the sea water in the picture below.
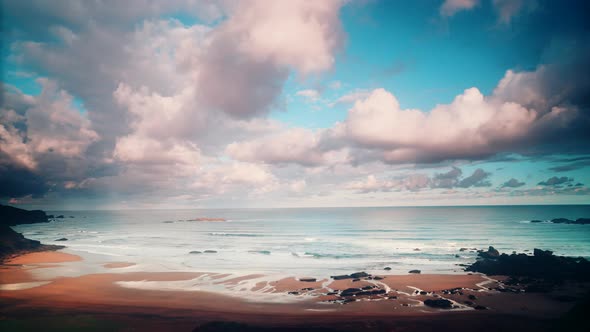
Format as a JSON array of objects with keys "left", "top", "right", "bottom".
[{"left": 13, "top": 205, "right": 590, "bottom": 277}]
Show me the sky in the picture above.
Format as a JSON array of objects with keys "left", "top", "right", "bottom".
[{"left": 1, "top": 0, "right": 590, "bottom": 210}]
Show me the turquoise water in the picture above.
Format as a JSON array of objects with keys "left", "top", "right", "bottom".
[{"left": 14, "top": 205, "right": 590, "bottom": 277}]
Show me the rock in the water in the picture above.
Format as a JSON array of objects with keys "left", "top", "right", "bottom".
[
  {"left": 204, "top": 250, "right": 217, "bottom": 253},
  {"left": 530, "top": 220, "right": 544, "bottom": 223},
  {"left": 189, "top": 251, "right": 202, "bottom": 254},
  {"left": 408, "top": 269, "right": 421, "bottom": 274},
  {"left": 55, "top": 238, "right": 68, "bottom": 241},
  {"left": 424, "top": 299, "right": 452, "bottom": 309},
  {"left": 574, "top": 218, "right": 590, "bottom": 224},
  {"left": 384, "top": 267, "right": 392, "bottom": 270},
  {"left": 474, "top": 305, "right": 487, "bottom": 310},
  {"left": 56, "top": 215, "right": 65, "bottom": 219},
  {"left": 533, "top": 248, "right": 553, "bottom": 257},
  {"left": 551, "top": 218, "right": 573, "bottom": 224},
  {"left": 299, "top": 278, "right": 316, "bottom": 282},
  {"left": 478, "top": 246, "right": 500, "bottom": 259}
]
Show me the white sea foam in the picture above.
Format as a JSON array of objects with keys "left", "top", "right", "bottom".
[{"left": 0, "top": 281, "right": 51, "bottom": 290}]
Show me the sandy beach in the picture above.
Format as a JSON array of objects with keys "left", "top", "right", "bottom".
[{"left": 2, "top": 249, "right": 588, "bottom": 332}]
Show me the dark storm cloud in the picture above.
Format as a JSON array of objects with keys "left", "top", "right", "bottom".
[
  {"left": 0, "top": 152, "right": 48, "bottom": 198},
  {"left": 430, "top": 167, "right": 492, "bottom": 189},
  {"left": 537, "top": 176, "right": 573, "bottom": 186},
  {"left": 457, "top": 169, "right": 492, "bottom": 188}
]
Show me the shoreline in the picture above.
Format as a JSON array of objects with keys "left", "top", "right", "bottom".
[{"left": 2, "top": 248, "right": 589, "bottom": 331}]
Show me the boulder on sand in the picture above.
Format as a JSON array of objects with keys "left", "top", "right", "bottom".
[{"left": 424, "top": 299, "right": 452, "bottom": 309}]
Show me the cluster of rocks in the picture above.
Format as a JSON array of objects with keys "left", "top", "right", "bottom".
[
  {"left": 531, "top": 218, "right": 590, "bottom": 225},
  {"left": 330, "top": 271, "right": 384, "bottom": 281},
  {"left": 466, "top": 246, "right": 590, "bottom": 282}
]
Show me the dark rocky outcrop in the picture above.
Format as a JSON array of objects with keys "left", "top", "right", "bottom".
[
  {"left": 0, "top": 204, "right": 49, "bottom": 226},
  {"left": 533, "top": 218, "right": 590, "bottom": 225},
  {"left": 424, "top": 299, "right": 453, "bottom": 309},
  {"left": 55, "top": 237, "right": 68, "bottom": 241},
  {"left": 408, "top": 269, "right": 421, "bottom": 274},
  {"left": 299, "top": 278, "right": 317, "bottom": 282},
  {"left": 189, "top": 251, "right": 202, "bottom": 254},
  {"left": 466, "top": 247, "right": 590, "bottom": 281},
  {"left": 478, "top": 246, "right": 500, "bottom": 259},
  {"left": 203, "top": 250, "right": 217, "bottom": 253},
  {"left": 1, "top": 205, "right": 62, "bottom": 261},
  {"left": 0, "top": 225, "right": 63, "bottom": 262}
]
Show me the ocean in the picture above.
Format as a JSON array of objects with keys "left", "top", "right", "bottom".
[{"left": 13, "top": 205, "right": 590, "bottom": 278}]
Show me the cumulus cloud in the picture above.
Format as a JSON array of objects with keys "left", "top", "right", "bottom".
[
  {"left": 226, "top": 128, "right": 349, "bottom": 166},
  {"left": 340, "top": 87, "right": 539, "bottom": 163},
  {"left": 440, "top": 0, "right": 479, "bottom": 17},
  {"left": 0, "top": 80, "right": 99, "bottom": 197},
  {"left": 196, "top": 0, "right": 344, "bottom": 118},
  {"left": 501, "top": 178, "right": 525, "bottom": 188}
]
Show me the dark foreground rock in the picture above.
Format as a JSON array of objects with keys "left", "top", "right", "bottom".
[
  {"left": 1, "top": 205, "right": 62, "bottom": 261},
  {"left": 0, "top": 204, "right": 49, "bottom": 226},
  {"left": 330, "top": 271, "right": 370, "bottom": 280},
  {"left": 424, "top": 299, "right": 453, "bottom": 309},
  {"left": 0, "top": 225, "right": 64, "bottom": 262},
  {"left": 466, "top": 247, "right": 590, "bottom": 281}
]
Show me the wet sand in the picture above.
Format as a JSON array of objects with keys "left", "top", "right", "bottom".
[{"left": 1, "top": 249, "right": 588, "bottom": 331}]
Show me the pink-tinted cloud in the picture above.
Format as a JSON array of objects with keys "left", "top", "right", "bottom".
[{"left": 440, "top": 0, "right": 479, "bottom": 17}]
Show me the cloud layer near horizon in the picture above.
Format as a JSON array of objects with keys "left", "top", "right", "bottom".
[{"left": 1, "top": 0, "right": 589, "bottom": 208}]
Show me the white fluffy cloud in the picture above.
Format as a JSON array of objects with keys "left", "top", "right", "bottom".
[
  {"left": 342, "top": 86, "right": 538, "bottom": 163},
  {"left": 226, "top": 128, "right": 351, "bottom": 166},
  {"left": 196, "top": 0, "right": 344, "bottom": 118}
]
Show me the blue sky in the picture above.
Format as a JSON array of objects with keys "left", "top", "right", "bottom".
[{"left": 1, "top": 0, "right": 589, "bottom": 209}]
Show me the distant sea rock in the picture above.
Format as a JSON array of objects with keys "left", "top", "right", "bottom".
[
  {"left": 0, "top": 204, "right": 49, "bottom": 226},
  {"left": 530, "top": 218, "right": 590, "bottom": 225},
  {"left": 189, "top": 217, "right": 226, "bottom": 222}
]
